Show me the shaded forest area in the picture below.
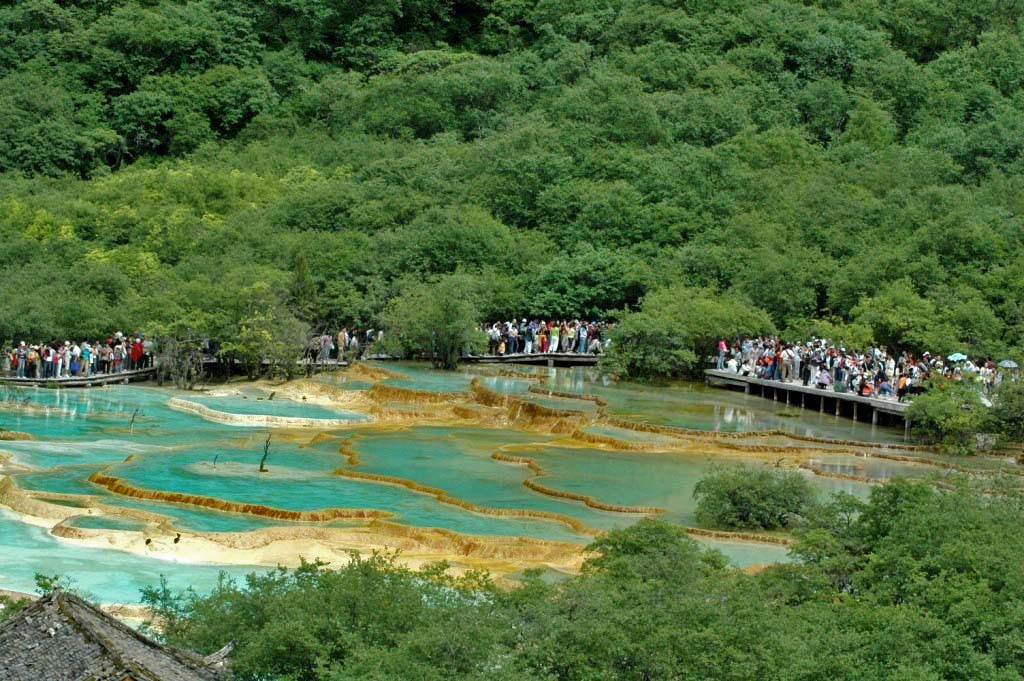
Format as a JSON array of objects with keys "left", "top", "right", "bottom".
[{"left": 2, "top": 0, "right": 1023, "bottom": 368}]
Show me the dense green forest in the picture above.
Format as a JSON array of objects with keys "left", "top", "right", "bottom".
[
  {"left": 129, "top": 479, "right": 1024, "bottom": 680},
  {"left": 2, "top": 0, "right": 1023, "bottom": 366}
]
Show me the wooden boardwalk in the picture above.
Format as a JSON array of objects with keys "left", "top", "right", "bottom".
[
  {"left": 0, "top": 366, "right": 157, "bottom": 388},
  {"left": 200, "top": 358, "right": 349, "bottom": 369},
  {"left": 705, "top": 369, "right": 908, "bottom": 428},
  {"left": 462, "top": 352, "right": 600, "bottom": 367}
]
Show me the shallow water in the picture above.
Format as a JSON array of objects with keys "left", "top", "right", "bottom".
[
  {"left": 0, "top": 509, "right": 259, "bottom": 603},
  {"left": 105, "top": 434, "right": 590, "bottom": 542},
  {"left": 374, "top": 361, "right": 477, "bottom": 393},
  {"left": 66, "top": 515, "right": 151, "bottom": 531},
  {"left": 187, "top": 394, "right": 365, "bottom": 420},
  {"left": 542, "top": 367, "right": 909, "bottom": 443},
  {"left": 0, "top": 362, "right": 991, "bottom": 604},
  {"left": 516, "top": 446, "right": 880, "bottom": 527}
]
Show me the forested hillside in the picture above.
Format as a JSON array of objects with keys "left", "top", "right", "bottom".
[{"left": 2, "top": 0, "right": 1023, "bottom": 362}]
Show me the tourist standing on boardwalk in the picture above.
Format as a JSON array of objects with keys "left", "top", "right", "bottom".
[
  {"left": 716, "top": 335, "right": 1007, "bottom": 403},
  {"left": 15, "top": 342, "right": 26, "bottom": 378},
  {"left": 475, "top": 319, "right": 612, "bottom": 357}
]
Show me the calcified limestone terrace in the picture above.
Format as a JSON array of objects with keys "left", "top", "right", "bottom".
[
  {"left": 0, "top": 363, "right": 1020, "bottom": 604},
  {"left": 168, "top": 397, "right": 371, "bottom": 428}
]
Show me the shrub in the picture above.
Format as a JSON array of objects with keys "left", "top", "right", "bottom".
[
  {"left": 906, "top": 378, "right": 992, "bottom": 454},
  {"left": 603, "top": 285, "right": 775, "bottom": 379},
  {"left": 693, "top": 465, "right": 814, "bottom": 530},
  {"left": 992, "top": 378, "right": 1024, "bottom": 442}
]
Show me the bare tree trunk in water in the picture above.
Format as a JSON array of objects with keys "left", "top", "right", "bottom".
[{"left": 259, "top": 433, "right": 271, "bottom": 473}]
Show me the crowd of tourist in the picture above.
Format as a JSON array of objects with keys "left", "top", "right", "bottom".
[
  {"left": 9, "top": 326, "right": 1007, "bottom": 401},
  {"left": 4, "top": 321, "right": 605, "bottom": 376},
  {"left": 481, "top": 320, "right": 612, "bottom": 356},
  {"left": 308, "top": 328, "right": 383, "bottom": 362},
  {"left": 6, "top": 333, "right": 153, "bottom": 379},
  {"left": 716, "top": 336, "right": 1007, "bottom": 401}
]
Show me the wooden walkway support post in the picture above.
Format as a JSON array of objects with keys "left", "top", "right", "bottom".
[{"left": 702, "top": 370, "right": 909, "bottom": 429}]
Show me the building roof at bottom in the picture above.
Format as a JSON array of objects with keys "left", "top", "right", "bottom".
[{"left": 0, "top": 589, "right": 221, "bottom": 681}]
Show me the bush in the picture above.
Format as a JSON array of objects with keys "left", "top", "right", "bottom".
[
  {"left": 693, "top": 465, "right": 815, "bottom": 530},
  {"left": 602, "top": 285, "right": 775, "bottom": 379},
  {"left": 992, "top": 378, "right": 1024, "bottom": 442},
  {"left": 380, "top": 273, "right": 485, "bottom": 370},
  {"left": 906, "top": 378, "right": 992, "bottom": 453},
  {"left": 0, "top": 594, "right": 28, "bottom": 624}
]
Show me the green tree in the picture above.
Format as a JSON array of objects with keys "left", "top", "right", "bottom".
[
  {"left": 380, "top": 274, "right": 484, "bottom": 369},
  {"left": 116, "top": 480, "right": 1024, "bottom": 680},
  {"left": 788, "top": 317, "right": 875, "bottom": 350},
  {"left": 288, "top": 250, "right": 319, "bottom": 323},
  {"left": 3, "top": 0, "right": 1024, "bottom": 386},
  {"left": 220, "top": 305, "right": 309, "bottom": 379},
  {"left": 584, "top": 518, "right": 727, "bottom": 583},
  {"left": 852, "top": 278, "right": 952, "bottom": 353},
  {"left": 797, "top": 78, "right": 853, "bottom": 145},
  {"left": 991, "top": 379, "right": 1024, "bottom": 442},
  {"left": 905, "top": 378, "right": 992, "bottom": 453},
  {"left": 693, "top": 465, "right": 816, "bottom": 530},
  {"left": 142, "top": 555, "right": 498, "bottom": 680},
  {"left": 604, "top": 285, "right": 776, "bottom": 378}
]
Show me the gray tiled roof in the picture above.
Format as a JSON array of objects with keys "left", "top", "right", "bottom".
[{"left": 0, "top": 589, "right": 222, "bottom": 681}]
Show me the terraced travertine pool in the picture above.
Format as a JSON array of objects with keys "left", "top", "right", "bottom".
[{"left": 0, "top": 363, "right": 1015, "bottom": 604}]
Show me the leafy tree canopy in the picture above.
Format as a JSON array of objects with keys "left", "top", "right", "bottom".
[
  {"left": 604, "top": 285, "right": 776, "bottom": 378},
  {"left": 0, "top": 0, "right": 1023, "bottom": 376},
  {"left": 137, "top": 479, "right": 1024, "bottom": 680}
]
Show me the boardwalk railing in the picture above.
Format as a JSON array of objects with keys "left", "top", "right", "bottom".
[
  {"left": 705, "top": 369, "right": 909, "bottom": 430},
  {"left": 0, "top": 366, "right": 158, "bottom": 388},
  {"left": 462, "top": 352, "right": 600, "bottom": 367}
]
